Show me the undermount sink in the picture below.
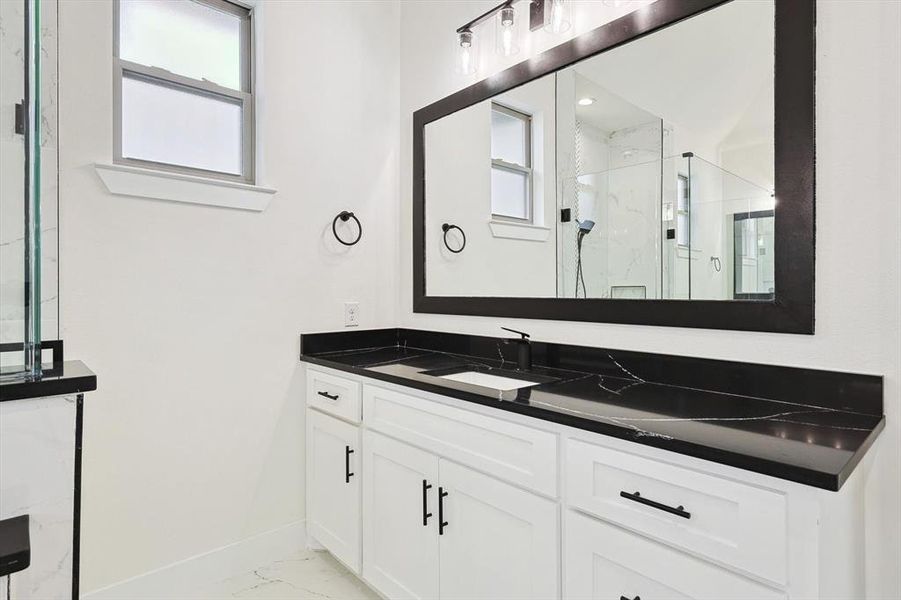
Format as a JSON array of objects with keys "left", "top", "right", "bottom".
[{"left": 436, "top": 370, "right": 541, "bottom": 391}]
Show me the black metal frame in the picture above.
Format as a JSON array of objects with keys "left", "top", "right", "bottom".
[
  {"left": 412, "top": 0, "right": 815, "bottom": 334},
  {"left": 73, "top": 394, "right": 84, "bottom": 599}
]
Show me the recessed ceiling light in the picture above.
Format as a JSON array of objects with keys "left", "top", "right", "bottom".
[{"left": 577, "top": 97, "right": 595, "bottom": 106}]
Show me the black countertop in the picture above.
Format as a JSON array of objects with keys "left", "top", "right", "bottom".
[
  {"left": 0, "top": 360, "right": 97, "bottom": 402},
  {"left": 300, "top": 329, "right": 884, "bottom": 491}
]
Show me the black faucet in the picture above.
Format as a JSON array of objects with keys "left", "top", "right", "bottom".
[{"left": 501, "top": 327, "right": 532, "bottom": 371}]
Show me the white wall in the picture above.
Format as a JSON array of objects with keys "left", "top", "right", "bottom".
[
  {"left": 398, "top": 2, "right": 901, "bottom": 599},
  {"left": 59, "top": 0, "right": 399, "bottom": 592}
]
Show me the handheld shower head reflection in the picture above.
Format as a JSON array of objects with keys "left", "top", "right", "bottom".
[{"left": 577, "top": 219, "right": 595, "bottom": 234}]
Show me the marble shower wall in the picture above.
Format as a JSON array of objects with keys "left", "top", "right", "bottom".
[
  {"left": 0, "top": 395, "right": 76, "bottom": 599},
  {"left": 559, "top": 120, "right": 663, "bottom": 299},
  {"left": 0, "top": 0, "right": 59, "bottom": 364}
]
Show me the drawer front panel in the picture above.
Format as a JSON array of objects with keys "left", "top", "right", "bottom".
[
  {"left": 363, "top": 385, "right": 557, "bottom": 497},
  {"left": 565, "top": 511, "right": 786, "bottom": 600},
  {"left": 566, "top": 438, "right": 787, "bottom": 584},
  {"left": 307, "top": 368, "right": 362, "bottom": 423}
]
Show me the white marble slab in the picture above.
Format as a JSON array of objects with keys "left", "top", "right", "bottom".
[
  {"left": 190, "top": 549, "right": 379, "bottom": 600},
  {"left": 0, "top": 395, "right": 76, "bottom": 600}
]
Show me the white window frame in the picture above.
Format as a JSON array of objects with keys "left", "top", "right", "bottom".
[
  {"left": 490, "top": 103, "right": 533, "bottom": 223},
  {"left": 112, "top": 0, "right": 255, "bottom": 184}
]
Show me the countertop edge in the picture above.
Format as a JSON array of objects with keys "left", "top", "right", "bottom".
[
  {"left": 300, "top": 354, "right": 862, "bottom": 492},
  {"left": 0, "top": 360, "right": 97, "bottom": 403}
]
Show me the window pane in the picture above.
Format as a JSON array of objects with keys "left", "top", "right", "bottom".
[
  {"left": 677, "top": 213, "right": 689, "bottom": 246},
  {"left": 120, "top": 0, "right": 244, "bottom": 90},
  {"left": 491, "top": 108, "right": 527, "bottom": 166},
  {"left": 121, "top": 75, "right": 243, "bottom": 175},
  {"left": 677, "top": 176, "right": 688, "bottom": 211},
  {"left": 491, "top": 166, "right": 529, "bottom": 219}
]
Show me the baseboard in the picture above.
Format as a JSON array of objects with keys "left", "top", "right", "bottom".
[{"left": 81, "top": 520, "right": 306, "bottom": 599}]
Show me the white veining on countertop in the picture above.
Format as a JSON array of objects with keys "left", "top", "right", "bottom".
[{"left": 606, "top": 353, "right": 646, "bottom": 382}]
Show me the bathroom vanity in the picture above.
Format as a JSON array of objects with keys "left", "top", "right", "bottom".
[
  {"left": 300, "top": 329, "right": 884, "bottom": 600},
  {"left": 301, "top": 2, "right": 877, "bottom": 597}
]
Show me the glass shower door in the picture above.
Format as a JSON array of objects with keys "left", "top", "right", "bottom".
[{"left": 1, "top": 0, "right": 55, "bottom": 378}]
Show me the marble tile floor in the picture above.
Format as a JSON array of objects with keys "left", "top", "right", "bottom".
[{"left": 190, "top": 549, "right": 380, "bottom": 599}]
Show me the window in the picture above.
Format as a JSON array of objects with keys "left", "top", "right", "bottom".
[
  {"left": 490, "top": 104, "right": 532, "bottom": 222},
  {"left": 676, "top": 173, "right": 690, "bottom": 246},
  {"left": 114, "top": 0, "right": 254, "bottom": 183}
]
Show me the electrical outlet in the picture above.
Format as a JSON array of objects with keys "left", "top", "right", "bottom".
[{"left": 344, "top": 302, "right": 360, "bottom": 327}]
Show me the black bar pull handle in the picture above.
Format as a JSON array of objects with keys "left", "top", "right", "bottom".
[
  {"left": 345, "top": 446, "right": 355, "bottom": 483},
  {"left": 620, "top": 596, "right": 641, "bottom": 600},
  {"left": 620, "top": 490, "right": 690, "bottom": 519},
  {"left": 422, "top": 480, "right": 433, "bottom": 526},
  {"left": 438, "top": 487, "right": 449, "bottom": 535},
  {"left": 317, "top": 391, "right": 339, "bottom": 401}
]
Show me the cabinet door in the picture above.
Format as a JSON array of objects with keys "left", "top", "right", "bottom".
[
  {"left": 306, "top": 409, "right": 361, "bottom": 572},
  {"left": 564, "top": 511, "right": 785, "bottom": 600},
  {"left": 362, "top": 431, "right": 439, "bottom": 600},
  {"left": 437, "top": 459, "right": 559, "bottom": 600}
]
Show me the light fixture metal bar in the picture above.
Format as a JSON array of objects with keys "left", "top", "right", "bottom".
[{"left": 456, "top": 0, "right": 516, "bottom": 34}]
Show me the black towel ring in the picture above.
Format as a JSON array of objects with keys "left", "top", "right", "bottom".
[
  {"left": 332, "top": 211, "right": 362, "bottom": 246},
  {"left": 442, "top": 223, "right": 466, "bottom": 254}
]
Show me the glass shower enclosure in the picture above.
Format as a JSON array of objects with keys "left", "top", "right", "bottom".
[
  {"left": 1, "top": 0, "right": 57, "bottom": 378},
  {"left": 558, "top": 152, "right": 775, "bottom": 301}
]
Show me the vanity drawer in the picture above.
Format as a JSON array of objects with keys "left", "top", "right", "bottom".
[
  {"left": 363, "top": 384, "right": 557, "bottom": 496},
  {"left": 564, "top": 511, "right": 785, "bottom": 600},
  {"left": 566, "top": 438, "right": 787, "bottom": 584},
  {"left": 306, "top": 368, "right": 362, "bottom": 423}
]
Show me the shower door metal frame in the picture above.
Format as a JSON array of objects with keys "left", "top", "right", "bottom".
[{"left": 412, "top": 0, "right": 816, "bottom": 334}]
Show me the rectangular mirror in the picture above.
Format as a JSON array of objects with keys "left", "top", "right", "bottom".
[{"left": 414, "top": 0, "right": 814, "bottom": 333}]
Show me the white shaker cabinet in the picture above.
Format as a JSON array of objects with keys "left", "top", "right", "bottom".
[
  {"left": 362, "top": 431, "right": 440, "bottom": 600},
  {"left": 304, "top": 365, "right": 868, "bottom": 600},
  {"left": 564, "top": 511, "right": 785, "bottom": 600},
  {"left": 361, "top": 430, "right": 558, "bottom": 600},
  {"left": 306, "top": 409, "right": 361, "bottom": 572},
  {"left": 437, "top": 459, "right": 558, "bottom": 600}
]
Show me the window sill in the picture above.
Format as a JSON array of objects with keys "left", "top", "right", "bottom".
[
  {"left": 488, "top": 220, "right": 551, "bottom": 241},
  {"left": 94, "top": 163, "right": 276, "bottom": 212},
  {"left": 676, "top": 245, "right": 705, "bottom": 260}
]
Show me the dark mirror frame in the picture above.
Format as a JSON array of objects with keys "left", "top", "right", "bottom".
[{"left": 413, "top": 0, "right": 814, "bottom": 334}]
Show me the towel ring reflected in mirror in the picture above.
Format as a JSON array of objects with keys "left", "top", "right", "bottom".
[
  {"left": 332, "top": 211, "right": 362, "bottom": 246},
  {"left": 442, "top": 223, "right": 466, "bottom": 254}
]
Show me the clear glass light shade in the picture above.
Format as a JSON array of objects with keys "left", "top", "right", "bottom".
[
  {"left": 455, "top": 29, "right": 478, "bottom": 75},
  {"left": 544, "top": 0, "right": 572, "bottom": 34},
  {"left": 495, "top": 6, "right": 519, "bottom": 57}
]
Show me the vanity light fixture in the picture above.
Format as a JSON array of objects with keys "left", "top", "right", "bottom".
[
  {"left": 577, "top": 97, "right": 595, "bottom": 106},
  {"left": 543, "top": 0, "right": 571, "bottom": 34},
  {"left": 456, "top": 28, "right": 477, "bottom": 75},
  {"left": 455, "top": 0, "right": 576, "bottom": 74},
  {"left": 497, "top": 5, "right": 520, "bottom": 57}
]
